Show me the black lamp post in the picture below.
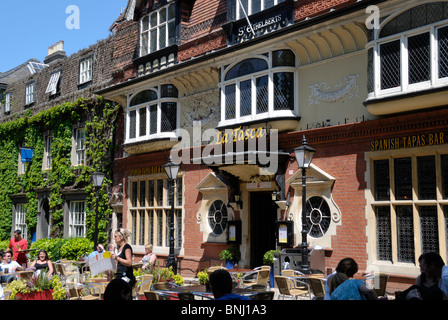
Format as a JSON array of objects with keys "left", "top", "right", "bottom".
[
  {"left": 92, "top": 168, "right": 105, "bottom": 251},
  {"left": 163, "top": 155, "right": 181, "bottom": 274},
  {"left": 293, "top": 135, "right": 316, "bottom": 274}
]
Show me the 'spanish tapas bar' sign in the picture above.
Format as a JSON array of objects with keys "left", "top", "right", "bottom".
[{"left": 371, "top": 132, "right": 446, "bottom": 151}]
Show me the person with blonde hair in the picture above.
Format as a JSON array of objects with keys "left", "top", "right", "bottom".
[
  {"left": 111, "top": 228, "right": 135, "bottom": 298},
  {"left": 141, "top": 244, "right": 157, "bottom": 270}
]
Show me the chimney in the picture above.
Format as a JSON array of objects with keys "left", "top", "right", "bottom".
[{"left": 44, "top": 41, "right": 67, "bottom": 64}]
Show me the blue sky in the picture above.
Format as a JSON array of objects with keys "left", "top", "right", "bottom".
[{"left": 0, "top": 0, "right": 129, "bottom": 72}]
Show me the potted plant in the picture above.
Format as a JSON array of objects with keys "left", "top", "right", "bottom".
[
  {"left": 263, "top": 250, "right": 280, "bottom": 288},
  {"left": 197, "top": 270, "right": 209, "bottom": 285},
  {"left": 7, "top": 272, "right": 66, "bottom": 300},
  {"left": 219, "top": 245, "right": 241, "bottom": 269}
]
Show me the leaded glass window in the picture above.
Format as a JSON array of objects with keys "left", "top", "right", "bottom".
[
  {"left": 371, "top": 153, "right": 448, "bottom": 266},
  {"left": 207, "top": 200, "right": 229, "bottom": 236},
  {"left": 371, "top": 3, "right": 448, "bottom": 97},
  {"left": 305, "top": 196, "right": 331, "bottom": 238},
  {"left": 376, "top": 206, "right": 392, "bottom": 261}
]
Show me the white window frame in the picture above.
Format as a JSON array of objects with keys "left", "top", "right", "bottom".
[
  {"left": 5, "top": 92, "right": 11, "bottom": 112},
  {"left": 236, "top": 0, "right": 285, "bottom": 19},
  {"left": 125, "top": 85, "right": 179, "bottom": 144},
  {"left": 369, "top": 19, "right": 448, "bottom": 99},
  {"left": 14, "top": 204, "right": 27, "bottom": 241},
  {"left": 219, "top": 51, "right": 297, "bottom": 127},
  {"left": 43, "top": 134, "right": 53, "bottom": 170},
  {"left": 140, "top": 3, "right": 176, "bottom": 56},
  {"left": 25, "top": 82, "right": 35, "bottom": 105},
  {"left": 74, "top": 127, "right": 86, "bottom": 166},
  {"left": 79, "top": 57, "right": 93, "bottom": 84},
  {"left": 45, "top": 71, "right": 61, "bottom": 95},
  {"left": 69, "top": 201, "right": 86, "bottom": 237}
]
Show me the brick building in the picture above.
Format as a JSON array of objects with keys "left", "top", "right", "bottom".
[
  {"left": 94, "top": 0, "right": 448, "bottom": 294},
  {"left": 0, "top": 36, "right": 120, "bottom": 243}
]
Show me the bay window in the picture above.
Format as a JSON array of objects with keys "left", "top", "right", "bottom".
[
  {"left": 220, "top": 49, "right": 297, "bottom": 126},
  {"left": 126, "top": 84, "right": 179, "bottom": 143}
]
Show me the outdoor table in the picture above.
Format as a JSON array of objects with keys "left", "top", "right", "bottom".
[
  {"left": 155, "top": 284, "right": 256, "bottom": 299},
  {"left": 132, "top": 262, "right": 143, "bottom": 270},
  {"left": 84, "top": 278, "right": 109, "bottom": 298}
]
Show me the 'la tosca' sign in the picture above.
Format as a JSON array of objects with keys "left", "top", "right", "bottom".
[
  {"left": 370, "top": 132, "right": 446, "bottom": 151},
  {"left": 215, "top": 126, "right": 266, "bottom": 144}
]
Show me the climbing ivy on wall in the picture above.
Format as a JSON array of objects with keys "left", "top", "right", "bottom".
[{"left": 0, "top": 97, "right": 120, "bottom": 243}]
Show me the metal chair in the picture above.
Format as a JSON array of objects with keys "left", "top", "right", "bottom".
[
  {"left": 67, "top": 282, "right": 100, "bottom": 300},
  {"left": 274, "top": 275, "right": 310, "bottom": 300}
]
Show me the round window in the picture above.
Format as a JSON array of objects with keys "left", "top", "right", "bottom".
[
  {"left": 305, "top": 196, "right": 331, "bottom": 238},
  {"left": 207, "top": 200, "right": 229, "bottom": 236}
]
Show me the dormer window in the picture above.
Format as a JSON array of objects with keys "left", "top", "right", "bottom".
[
  {"left": 79, "top": 57, "right": 93, "bottom": 85},
  {"left": 45, "top": 71, "right": 61, "bottom": 95},
  {"left": 140, "top": 3, "right": 176, "bottom": 56},
  {"left": 220, "top": 49, "right": 297, "bottom": 127}
]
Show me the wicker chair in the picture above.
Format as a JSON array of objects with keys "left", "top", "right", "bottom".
[
  {"left": 274, "top": 275, "right": 310, "bottom": 300},
  {"left": 308, "top": 276, "right": 325, "bottom": 300},
  {"left": 242, "top": 269, "right": 270, "bottom": 289}
]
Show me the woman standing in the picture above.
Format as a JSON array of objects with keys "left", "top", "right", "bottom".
[
  {"left": 111, "top": 229, "right": 136, "bottom": 295},
  {"left": 30, "top": 249, "right": 54, "bottom": 278}
]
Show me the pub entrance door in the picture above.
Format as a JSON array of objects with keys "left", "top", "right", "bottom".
[{"left": 249, "top": 191, "right": 277, "bottom": 268}]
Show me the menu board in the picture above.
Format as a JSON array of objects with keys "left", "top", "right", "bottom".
[{"left": 88, "top": 251, "right": 116, "bottom": 277}]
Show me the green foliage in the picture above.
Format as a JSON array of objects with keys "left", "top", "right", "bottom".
[
  {"left": 29, "top": 237, "right": 93, "bottom": 261},
  {"left": 197, "top": 270, "right": 209, "bottom": 284},
  {"left": 0, "top": 97, "right": 120, "bottom": 245},
  {"left": 59, "top": 237, "right": 93, "bottom": 261},
  {"left": 219, "top": 245, "right": 241, "bottom": 262},
  {"left": 263, "top": 250, "right": 281, "bottom": 265},
  {"left": 0, "top": 240, "right": 9, "bottom": 251}
]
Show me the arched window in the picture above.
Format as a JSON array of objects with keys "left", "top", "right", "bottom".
[
  {"left": 126, "top": 84, "right": 179, "bottom": 142},
  {"left": 368, "top": 2, "right": 448, "bottom": 97},
  {"left": 220, "top": 49, "right": 297, "bottom": 126},
  {"left": 207, "top": 200, "right": 229, "bottom": 236}
]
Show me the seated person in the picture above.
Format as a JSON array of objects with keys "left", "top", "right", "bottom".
[
  {"left": 141, "top": 244, "right": 157, "bottom": 270},
  {"left": 29, "top": 249, "right": 54, "bottom": 278},
  {"left": 0, "top": 251, "right": 23, "bottom": 284},
  {"left": 86, "top": 244, "right": 105, "bottom": 261},
  {"left": 209, "top": 269, "right": 250, "bottom": 300},
  {"left": 104, "top": 278, "right": 132, "bottom": 300}
]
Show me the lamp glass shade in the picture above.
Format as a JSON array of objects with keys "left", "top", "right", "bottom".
[
  {"left": 164, "top": 156, "right": 180, "bottom": 180},
  {"left": 92, "top": 170, "right": 105, "bottom": 188},
  {"left": 294, "top": 137, "right": 316, "bottom": 169}
]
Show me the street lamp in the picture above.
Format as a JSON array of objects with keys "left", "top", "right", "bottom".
[
  {"left": 92, "top": 168, "right": 105, "bottom": 251},
  {"left": 163, "top": 155, "right": 181, "bottom": 274},
  {"left": 293, "top": 135, "right": 316, "bottom": 274}
]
